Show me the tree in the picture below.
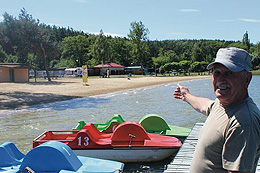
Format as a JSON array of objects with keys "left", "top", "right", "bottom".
[
  {"left": 1, "top": 12, "right": 28, "bottom": 60},
  {"left": 228, "top": 42, "right": 247, "bottom": 50},
  {"left": 109, "top": 37, "right": 133, "bottom": 66},
  {"left": 27, "top": 53, "right": 38, "bottom": 81},
  {"left": 242, "top": 31, "right": 250, "bottom": 51},
  {"left": 181, "top": 51, "right": 191, "bottom": 61},
  {"left": 255, "top": 42, "right": 260, "bottom": 58},
  {"left": 54, "top": 58, "right": 76, "bottom": 68},
  {"left": 251, "top": 53, "right": 260, "bottom": 70},
  {"left": 0, "top": 8, "right": 54, "bottom": 81},
  {"left": 190, "top": 61, "right": 207, "bottom": 73},
  {"left": 179, "top": 60, "right": 191, "bottom": 75},
  {"left": 191, "top": 42, "right": 203, "bottom": 62},
  {"left": 19, "top": 8, "right": 54, "bottom": 81},
  {"left": 165, "top": 50, "right": 179, "bottom": 62},
  {"left": 128, "top": 21, "right": 150, "bottom": 73},
  {"left": 159, "top": 65, "right": 165, "bottom": 75},
  {"left": 91, "top": 30, "right": 110, "bottom": 74},
  {"left": 152, "top": 56, "right": 170, "bottom": 68},
  {"left": 0, "top": 45, "right": 9, "bottom": 62},
  {"left": 92, "top": 30, "right": 108, "bottom": 63},
  {"left": 163, "top": 63, "right": 172, "bottom": 75},
  {"left": 163, "top": 62, "right": 180, "bottom": 75},
  {"left": 61, "top": 35, "right": 90, "bottom": 67}
]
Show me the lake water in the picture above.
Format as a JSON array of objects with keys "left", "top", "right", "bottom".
[{"left": 1, "top": 76, "right": 260, "bottom": 172}]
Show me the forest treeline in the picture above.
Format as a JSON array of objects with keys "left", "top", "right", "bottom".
[{"left": 1, "top": 9, "right": 260, "bottom": 80}]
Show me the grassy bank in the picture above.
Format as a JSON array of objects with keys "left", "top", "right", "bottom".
[{"left": 252, "top": 70, "right": 260, "bottom": 75}]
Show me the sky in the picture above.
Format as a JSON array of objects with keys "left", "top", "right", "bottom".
[{"left": 1, "top": 0, "right": 260, "bottom": 44}]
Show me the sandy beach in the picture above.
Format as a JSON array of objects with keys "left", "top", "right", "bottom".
[{"left": 0, "top": 76, "right": 210, "bottom": 110}]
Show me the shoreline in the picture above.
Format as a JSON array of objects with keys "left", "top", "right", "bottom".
[{"left": 0, "top": 76, "right": 210, "bottom": 110}]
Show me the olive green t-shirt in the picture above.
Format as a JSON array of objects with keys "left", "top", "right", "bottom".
[{"left": 190, "top": 97, "right": 260, "bottom": 173}]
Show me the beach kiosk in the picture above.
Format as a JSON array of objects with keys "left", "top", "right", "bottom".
[{"left": 0, "top": 63, "right": 30, "bottom": 82}]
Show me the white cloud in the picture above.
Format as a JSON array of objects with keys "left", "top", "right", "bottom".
[
  {"left": 0, "top": 16, "right": 4, "bottom": 21},
  {"left": 238, "top": 18, "right": 260, "bottom": 23},
  {"left": 179, "top": 9, "right": 199, "bottom": 12}
]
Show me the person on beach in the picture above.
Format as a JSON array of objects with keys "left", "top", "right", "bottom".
[
  {"left": 107, "top": 69, "right": 110, "bottom": 78},
  {"left": 174, "top": 47, "right": 260, "bottom": 173}
]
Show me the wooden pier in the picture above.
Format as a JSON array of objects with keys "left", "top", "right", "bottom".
[{"left": 165, "top": 122, "right": 260, "bottom": 173}]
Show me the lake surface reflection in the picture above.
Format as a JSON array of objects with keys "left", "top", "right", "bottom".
[{"left": 1, "top": 76, "right": 260, "bottom": 172}]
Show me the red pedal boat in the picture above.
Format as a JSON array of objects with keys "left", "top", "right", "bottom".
[{"left": 33, "top": 121, "right": 182, "bottom": 162}]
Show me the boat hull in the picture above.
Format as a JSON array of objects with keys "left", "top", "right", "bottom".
[{"left": 73, "top": 147, "right": 178, "bottom": 162}]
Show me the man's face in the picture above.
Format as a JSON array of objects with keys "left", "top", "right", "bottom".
[{"left": 212, "top": 64, "right": 249, "bottom": 105}]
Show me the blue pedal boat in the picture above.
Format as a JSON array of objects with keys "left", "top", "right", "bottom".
[{"left": 0, "top": 141, "right": 124, "bottom": 173}]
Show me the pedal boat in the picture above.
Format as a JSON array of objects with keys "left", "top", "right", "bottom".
[
  {"left": 73, "top": 114, "right": 191, "bottom": 142},
  {"left": 34, "top": 121, "right": 182, "bottom": 162},
  {"left": 0, "top": 141, "right": 124, "bottom": 172}
]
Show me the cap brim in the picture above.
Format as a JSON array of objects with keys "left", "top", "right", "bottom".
[{"left": 206, "top": 62, "right": 215, "bottom": 70}]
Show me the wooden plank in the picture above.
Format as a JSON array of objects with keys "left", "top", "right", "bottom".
[
  {"left": 165, "top": 122, "right": 260, "bottom": 172},
  {"left": 164, "top": 123, "right": 201, "bottom": 172}
]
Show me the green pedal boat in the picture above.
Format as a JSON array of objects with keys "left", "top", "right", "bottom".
[{"left": 73, "top": 114, "right": 191, "bottom": 142}]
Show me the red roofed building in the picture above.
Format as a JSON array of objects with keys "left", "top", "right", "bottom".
[
  {"left": 93, "top": 62, "right": 125, "bottom": 76},
  {"left": 94, "top": 62, "right": 124, "bottom": 68}
]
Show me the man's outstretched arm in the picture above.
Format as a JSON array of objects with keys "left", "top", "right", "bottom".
[{"left": 173, "top": 84, "right": 213, "bottom": 116}]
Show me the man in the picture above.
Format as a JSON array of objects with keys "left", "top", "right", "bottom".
[{"left": 174, "top": 47, "right": 260, "bottom": 172}]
